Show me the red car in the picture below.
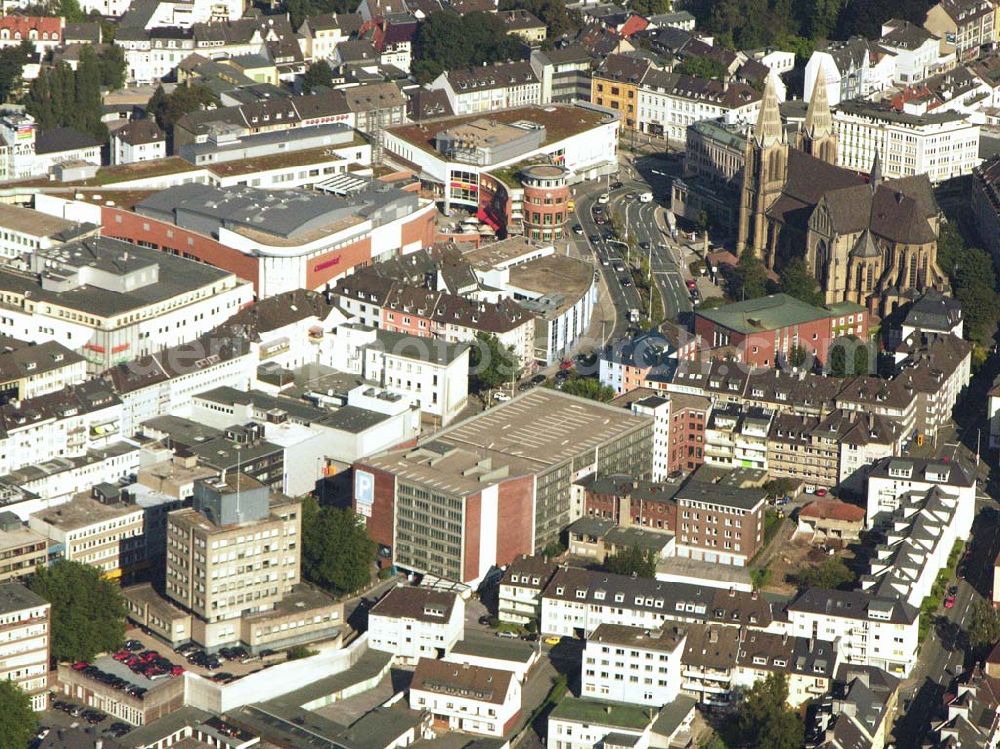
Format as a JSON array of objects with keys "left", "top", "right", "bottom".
[
  {"left": 685, "top": 279, "right": 697, "bottom": 290},
  {"left": 816, "top": 488, "right": 828, "bottom": 497},
  {"left": 170, "top": 665, "right": 184, "bottom": 676},
  {"left": 112, "top": 651, "right": 130, "bottom": 661},
  {"left": 944, "top": 596, "right": 956, "bottom": 609},
  {"left": 71, "top": 661, "right": 89, "bottom": 671}
]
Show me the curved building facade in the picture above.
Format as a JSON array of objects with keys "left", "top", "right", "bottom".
[{"left": 521, "top": 164, "right": 569, "bottom": 242}]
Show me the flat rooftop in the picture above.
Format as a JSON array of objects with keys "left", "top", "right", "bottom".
[
  {"left": 0, "top": 581, "right": 48, "bottom": 614},
  {"left": 589, "top": 623, "right": 685, "bottom": 653},
  {"left": 386, "top": 104, "right": 615, "bottom": 158},
  {"left": 31, "top": 494, "right": 140, "bottom": 531},
  {"left": 0, "top": 203, "right": 80, "bottom": 236},
  {"left": 509, "top": 254, "right": 594, "bottom": 316},
  {"left": 549, "top": 697, "right": 655, "bottom": 730},
  {"left": 460, "top": 236, "right": 547, "bottom": 270}
]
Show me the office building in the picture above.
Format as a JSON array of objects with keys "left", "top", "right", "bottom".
[{"left": 0, "top": 582, "right": 51, "bottom": 710}]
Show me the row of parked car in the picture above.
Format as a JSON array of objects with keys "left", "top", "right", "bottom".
[
  {"left": 70, "top": 662, "right": 152, "bottom": 697},
  {"left": 51, "top": 700, "right": 110, "bottom": 726},
  {"left": 110, "top": 646, "right": 184, "bottom": 681}
]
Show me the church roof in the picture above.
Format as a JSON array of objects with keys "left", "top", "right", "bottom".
[
  {"left": 851, "top": 229, "right": 881, "bottom": 259},
  {"left": 782, "top": 149, "right": 865, "bottom": 206},
  {"left": 753, "top": 76, "right": 783, "bottom": 147},
  {"left": 804, "top": 68, "right": 832, "bottom": 139},
  {"left": 822, "top": 181, "right": 937, "bottom": 245}
]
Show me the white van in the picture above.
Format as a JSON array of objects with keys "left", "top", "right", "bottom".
[{"left": 639, "top": 191, "right": 653, "bottom": 203}]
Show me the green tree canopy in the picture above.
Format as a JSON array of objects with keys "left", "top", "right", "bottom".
[
  {"left": 24, "top": 46, "right": 108, "bottom": 140},
  {"left": 0, "top": 41, "right": 33, "bottom": 104},
  {"left": 556, "top": 374, "right": 615, "bottom": 402},
  {"left": 302, "top": 60, "right": 334, "bottom": 93},
  {"left": 731, "top": 249, "right": 768, "bottom": 300},
  {"left": 302, "top": 497, "right": 376, "bottom": 596},
  {"left": 0, "top": 680, "right": 36, "bottom": 749},
  {"left": 734, "top": 673, "right": 804, "bottom": 749},
  {"left": 605, "top": 544, "right": 658, "bottom": 578},
  {"left": 796, "top": 557, "right": 855, "bottom": 590},
  {"left": 98, "top": 44, "right": 126, "bottom": 90},
  {"left": 28, "top": 560, "right": 126, "bottom": 662},
  {"left": 469, "top": 332, "right": 522, "bottom": 392},
  {"left": 285, "top": 0, "right": 355, "bottom": 31},
  {"left": 966, "top": 599, "right": 1000, "bottom": 652},
  {"left": 779, "top": 258, "right": 823, "bottom": 307},
  {"left": 411, "top": 11, "right": 525, "bottom": 84},
  {"left": 675, "top": 56, "right": 728, "bottom": 80},
  {"left": 629, "top": 0, "right": 670, "bottom": 15},
  {"left": 148, "top": 83, "right": 220, "bottom": 133}
]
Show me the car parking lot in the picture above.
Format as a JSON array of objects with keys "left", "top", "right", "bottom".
[{"left": 121, "top": 627, "right": 280, "bottom": 682}]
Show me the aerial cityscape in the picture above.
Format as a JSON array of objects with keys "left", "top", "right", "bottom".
[{"left": 0, "top": 0, "right": 997, "bottom": 748}]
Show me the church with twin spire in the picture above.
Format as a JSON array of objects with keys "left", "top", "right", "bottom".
[{"left": 737, "top": 73, "right": 947, "bottom": 315}]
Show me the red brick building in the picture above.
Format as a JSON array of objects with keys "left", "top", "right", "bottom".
[
  {"left": 520, "top": 164, "right": 570, "bottom": 242},
  {"left": 667, "top": 393, "right": 711, "bottom": 474},
  {"left": 694, "top": 293, "right": 868, "bottom": 369}
]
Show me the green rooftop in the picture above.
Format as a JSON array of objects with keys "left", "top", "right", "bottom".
[
  {"left": 549, "top": 697, "right": 656, "bottom": 730},
  {"left": 697, "top": 293, "right": 844, "bottom": 334}
]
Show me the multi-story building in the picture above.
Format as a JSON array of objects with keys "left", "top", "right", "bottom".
[
  {"left": 548, "top": 697, "right": 659, "bottom": 749},
  {"left": 637, "top": 70, "right": 762, "bottom": 144},
  {"left": 429, "top": 61, "right": 542, "bottom": 116},
  {"left": 368, "top": 586, "right": 465, "bottom": 664},
  {"left": 833, "top": 100, "right": 981, "bottom": 182},
  {"left": 298, "top": 12, "right": 361, "bottom": 61},
  {"left": 592, "top": 54, "right": 651, "bottom": 131},
  {"left": 694, "top": 293, "right": 869, "bottom": 369},
  {"left": 29, "top": 493, "right": 145, "bottom": 580},
  {"left": 672, "top": 481, "right": 766, "bottom": 567},
  {"left": 0, "top": 339, "right": 87, "bottom": 405},
  {"left": 786, "top": 588, "right": 919, "bottom": 676},
  {"left": 924, "top": 0, "right": 994, "bottom": 60},
  {"left": 865, "top": 456, "right": 976, "bottom": 529},
  {"left": 972, "top": 156, "right": 1000, "bottom": 262},
  {"left": 733, "top": 630, "right": 839, "bottom": 707},
  {"left": 110, "top": 120, "right": 166, "bottom": 166},
  {"left": 600, "top": 332, "right": 674, "bottom": 396},
  {"left": 330, "top": 323, "right": 470, "bottom": 426},
  {"left": 0, "top": 203, "right": 92, "bottom": 261},
  {"left": 499, "top": 9, "right": 547, "bottom": 43},
  {"left": 805, "top": 37, "right": 885, "bottom": 106},
  {"left": 0, "top": 236, "right": 253, "bottom": 373},
  {"left": 530, "top": 45, "right": 593, "bottom": 103},
  {"left": 631, "top": 395, "right": 671, "bottom": 481},
  {"left": 679, "top": 622, "right": 741, "bottom": 705},
  {"left": 409, "top": 659, "right": 521, "bottom": 737},
  {"left": 671, "top": 118, "right": 747, "bottom": 235},
  {"left": 878, "top": 19, "right": 942, "bottom": 85},
  {"left": 0, "top": 582, "right": 51, "bottom": 710},
  {"left": 382, "top": 104, "right": 620, "bottom": 219},
  {"left": 581, "top": 623, "right": 685, "bottom": 706},
  {"left": 354, "top": 389, "right": 652, "bottom": 583},
  {"left": 861, "top": 482, "right": 972, "bottom": 607},
  {"left": 0, "top": 512, "right": 47, "bottom": 583},
  {"left": 498, "top": 554, "right": 557, "bottom": 625},
  {"left": 164, "top": 475, "right": 305, "bottom": 650},
  {"left": 666, "top": 393, "right": 710, "bottom": 475}
]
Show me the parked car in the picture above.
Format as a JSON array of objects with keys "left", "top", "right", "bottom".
[
  {"left": 815, "top": 488, "right": 828, "bottom": 497},
  {"left": 573, "top": 224, "right": 584, "bottom": 235},
  {"left": 496, "top": 631, "right": 519, "bottom": 639},
  {"left": 685, "top": 279, "right": 697, "bottom": 290},
  {"left": 124, "top": 640, "right": 143, "bottom": 651},
  {"left": 944, "top": 596, "right": 956, "bottom": 609}
]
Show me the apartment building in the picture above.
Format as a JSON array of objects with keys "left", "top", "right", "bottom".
[
  {"left": 924, "top": 0, "right": 994, "bottom": 60},
  {"left": 0, "top": 236, "right": 253, "bottom": 373},
  {"left": 833, "top": 100, "right": 981, "bottom": 183},
  {"left": 330, "top": 323, "right": 470, "bottom": 425},
  {"left": 733, "top": 631, "right": 839, "bottom": 708},
  {"left": 703, "top": 405, "right": 772, "bottom": 473},
  {"left": 0, "top": 203, "right": 91, "bottom": 261},
  {"left": 581, "top": 623, "right": 685, "bottom": 706},
  {"left": 29, "top": 493, "right": 145, "bottom": 579},
  {"left": 539, "top": 567, "right": 775, "bottom": 638},
  {"left": 878, "top": 20, "right": 941, "bottom": 85},
  {"left": 548, "top": 697, "right": 659, "bottom": 749},
  {"left": 631, "top": 395, "right": 671, "bottom": 481},
  {"left": 409, "top": 659, "right": 521, "bottom": 737},
  {"left": 110, "top": 120, "right": 166, "bottom": 166},
  {"left": 530, "top": 45, "right": 593, "bottom": 103},
  {"left": 0, "top": 582, "right": 51, "bottom": 710},
  {"left": 786, "top": 588, "right": 919, "bottom": 676},
  {"left": 599, "top": 332, "right": 674, "bottom": 396},
  {"left": 865, "top": 456, "right": 976, "bottom": 529},
  {"left": 666, "top": 392, "right": 710, "bottom": 475},
  {"left": 0, "top": 512, "right": 47, "bottom": 583},
  {"left": 498, "top": 554, "right": 557, "bottom": 625},
  {"left": 805, "top": 37, "right": 885, "bottom": 106},
  {"left": 0, "top": 339, "right": 86, "bottom": 405},
  {"left": 368, "top": 586, "right": 465, "bottom": 664},
  {"left": 354, "top": 389, "right": 652, "bottom": 584},
  {"left": 164, "top": 475, "right": 304, "bottom": 650},
  {"left": 861, "top": 484, "right": 972, "bottom": 607},
  {"left": 636, "top": 70, "right": 761, "bottom": 144},
  {"left": 680, "top": 622, "right": 741, "bottom": 706},
  {"left": 673, "top": 481, "right": 767, "bottom": 567},
  {"left": 811, "top": 665, "right": 901, "bottom": 749},
  {"left": 429, "top": 61, "right": 542, "bottom": 116},
  {"left": 591, "top": 54, "right": 652, "bottom": 130}
]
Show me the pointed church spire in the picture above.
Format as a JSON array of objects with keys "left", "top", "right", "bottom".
[
  {"left": 753, "top": 75, "right": 783, "bottom": 148},
  {"left": 804, "top": 68, "right": 832, "bottom": 139},
  {"left": 870, "top": 149, "right": 882, "bottom": 192}
]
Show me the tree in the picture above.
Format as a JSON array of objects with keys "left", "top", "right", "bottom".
[
  {"left": 302, "top": 60, "right": 334, "bottom": 93},
  {"left": 97, "top": 44, "right": 126, "bottom": 90},
  {"left": 58, "top": 0, "right": 86, "bottom": 22},
  {"left": 852, "top": 344, "right": 869, "bottom": 376},
  {"left": 762, "top": 478, "right": 796, "bottom": 499},
  {"left": 797, "top": 557, "right": 855, "bottom": 590},
  {"left": 301, "top": 497, "right": 376, "bottom": 596},
  {"left": 786, "top": 343, "right": 808, "bottom": 369},
  {"left": 469, "top": 332, "right": 521, "bottom": 392},
  {"left": 0, "top": 680, "right": 35, "bottom": 749},
  {"left": 629, "top": 0, "right": 670, "bottom": 15},
  {"left": 966, "top": 600, "right": 1000, "bottom": 651},
  {"left": 732, "top": 249, "right": 768, "bottom": 300},
  {"left": 147, "top": 83, "right": 220, "bottom": 133},
  {"left": 750, "top": 566, "right": 772, "bottom": 590},
  {"left": 735, "top": 674, "right": 804, "bottom": 749},
  {"left": 285, "top": 0, "right": 356, "bottom": 31},
  {"left": 0, "top": 41, "right": 33, "bottom": 104},
  {"left": 412, "top": 11, "right": 524, "bottom": 84},
  {"left": 28, "top": 560, "right": 126, "bottom": 662},
  {"left": 675, "top": 56, "right": 728, "bottom": 80},
  {"left": 779, "top": 258, "right": 823, "bottom": 306},
  {"left": 557, "top": 374, "right": 615, "bottom": 402},
  {"left": 605, "top": 544, "right": 658, "bottom": 578},
  {"left": 23, "top": 47, "right": 107, "bottom": 140}
]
